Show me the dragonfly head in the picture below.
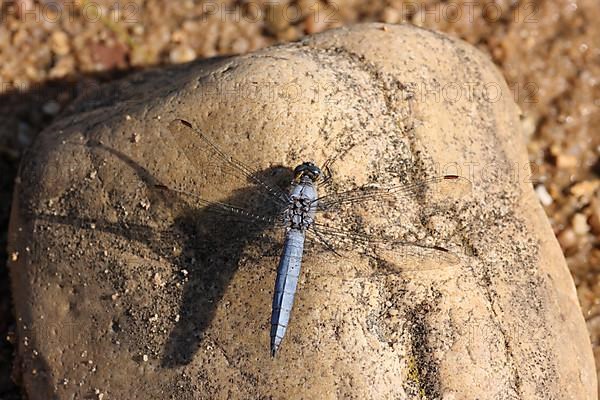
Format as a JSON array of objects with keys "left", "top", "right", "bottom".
[{"left": 294, "top": 161, "right": 321, "bottom": 183}]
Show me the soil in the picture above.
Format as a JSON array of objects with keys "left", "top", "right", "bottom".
[{"left": 0, "top": 0, "right": 598, "bottom": 398}]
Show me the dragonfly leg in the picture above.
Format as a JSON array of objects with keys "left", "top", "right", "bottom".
[{"left": 317, "top": 156, "right": 338, "bottom": 188}]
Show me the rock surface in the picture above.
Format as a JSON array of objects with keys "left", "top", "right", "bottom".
[{"left": 7, "top": 23, "right": 596, "bottom": 399}]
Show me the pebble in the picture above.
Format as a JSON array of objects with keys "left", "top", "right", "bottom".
[
  {"left": 131, "top": 24, "right": 144, "bottom": 36},
  {"left": 304, "top": 10, "right": 329, "bottom": 34},
  {"left": 169, "top": 45, "right": 196, "bottom": 64},
  {"left": 572, "top": 213, "right": 590, "bottom": 235},
  {"left": 558, "top": 227, "right": 577, "bottom": 249},
  {"left": 231, "top": 37, "right": 249, "bottom": 54},
  {"left": 520, "top": 115, "right": 537, "bottom": 138},
  {"left": 142, "top": 354, "right": 149, "bottom": 362},
  {"left": 42, "top": 101, "right": 61, "bottom": 115},
  {"left": 49, "top": 55, "right": 75, "bottom": 78},
  {"left": 171, "top": 30, "right": 186, "bottom": 43},
  {"left": 556, "top": 153, "right": 578, "bottom": 169},
  {"left": 535, "top": 184, "right": 553, "bottom": 206},
  {"left": 570, "top": 180, "right": 599, "bottom": 198},
  {"left": 51, "top": 31, "right": 70, "bottom": 56}
]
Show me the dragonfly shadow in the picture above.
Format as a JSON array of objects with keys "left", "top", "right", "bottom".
[
  {"left": 160, "top": 208, "right": 274, "bottom": 367},
  {"left": 95, "top": 144, "right": 289, "bottom": 367},
  {"left": 32, "top": 142, "right": 289, "bottom": 369},
  {"left": 158, "top": 184, "right": 288, "bottom": 367}
]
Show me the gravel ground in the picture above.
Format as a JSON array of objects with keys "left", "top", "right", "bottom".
[{"left": 0, "top": 0, "right": 599, "bottom": 398}]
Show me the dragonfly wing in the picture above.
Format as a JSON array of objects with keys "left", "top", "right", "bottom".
[
  {"left": 152, "top": 184, "right": 287, "bottom": 227},
  {"left": 304, "top": 224, "right": 464, "bottom": 280},
  {"left": 314, "top": 175, "right": 471, "bottom": 211},
  {"left": 167, "top": 119, "right": 290, "bottom": 208}
]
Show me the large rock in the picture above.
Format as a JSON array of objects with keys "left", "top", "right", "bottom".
[{"left": 7, "top": 23, "right": 596, "bottom": 399}]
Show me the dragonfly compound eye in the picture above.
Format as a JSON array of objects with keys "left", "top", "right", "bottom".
[{"left": 294, "top": 162, "right": 322, "bottom": 182}]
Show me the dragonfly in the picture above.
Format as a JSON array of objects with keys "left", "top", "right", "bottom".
[{"left": 164, "top": 118, "right": 471, "bottom": 357}]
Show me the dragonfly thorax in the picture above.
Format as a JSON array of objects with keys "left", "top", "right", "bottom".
[
  {"left": 284, "top": 180, "right": 318, "bottom": 231},
  {"left": 285, "top": 198, "right": 315, "bottom": 230}
]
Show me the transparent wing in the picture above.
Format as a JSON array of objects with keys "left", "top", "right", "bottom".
[
  {"left": 152, "top": 184, "right": 287, "bottom": 227},
  {"left": 168, "top": 119, "right": 290, "bottom": 208},
  {"left": 303, "top": 223, "right": 463, "bottom": 279},
  {"left": 59, "top": 133, "right": 288, "bottom": 229},
  {"left": 314, "top": 175, "right": 472, "bottom": 211},
  {"left": 302, "top": 174, "right": 471, "bottom": 279}
]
